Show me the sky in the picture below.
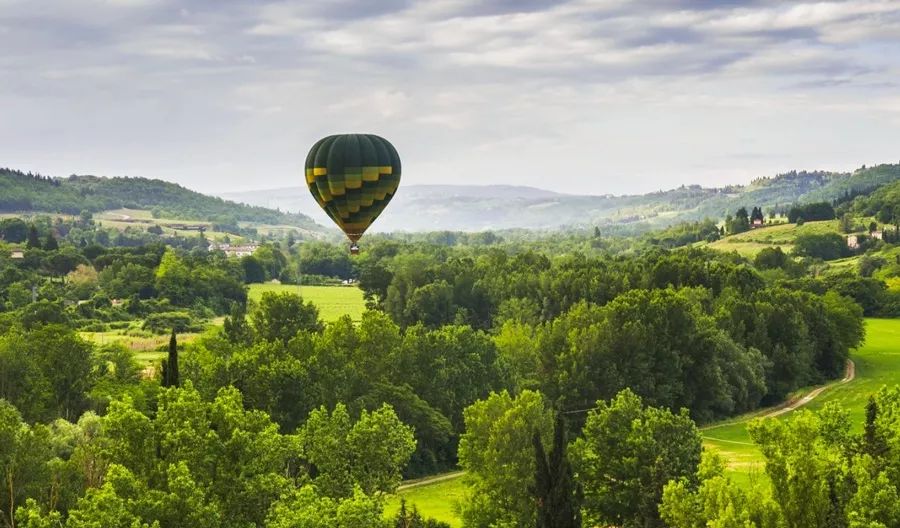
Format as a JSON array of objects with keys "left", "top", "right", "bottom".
[{"left": 2, "top": 0, "right": 900, "bottom": 196}]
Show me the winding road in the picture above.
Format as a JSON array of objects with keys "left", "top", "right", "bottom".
[{"left": 701, "top": 359, "right": 856, "bottom": 443}]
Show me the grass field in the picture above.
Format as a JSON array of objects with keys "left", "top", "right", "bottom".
[
  {"left": 248, "top": 283, "right": 366, "bottom": 322},
  {"left": 707, "top": 220, "right": 840, "bottom": 257},
  {"left": 95, "top": 208, "right": 241, "bottom": 243},
  {"left": 703, "top": 318, "right": 900, "bottom": 484},
  {"left": 385, "top": 474, "right": 466, "bottom": 527}
]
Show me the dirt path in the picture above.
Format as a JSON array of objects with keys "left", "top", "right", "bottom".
[
  {"left": 397, "top": 471, "right": 464, "bottom": 491},
  {"left": 703, "top": 359, "right": 855, "bottom": 434},
  {"left": 762, "top": 359, "right": 855, "bottom": 419}
]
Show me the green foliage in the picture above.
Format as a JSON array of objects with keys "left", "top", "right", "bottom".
[
  {"left": 0, "top": 325, "right": 94, "bottom": 422},
  {"left": 0, "top": 168, "right": 321, "bottom": 229},
  {"left": 250, "top": 291, "right": 323, "bottom": 343},
  {"left": 533, "top": 416, "right": 581, "bottom": 528},
  {"left": 850, "top": 177, "right": 900, "bottom": 224},
  {"left": 265, "top": 486, "right": 384, "bottom": 528},
  {"left": 660, "top": 451, "right": 782, "bottom": 528},
  {"left": 391, "top": 500, "right": 452, "bottom": 528},
  {"left": 457, "top": 390, "right": 553, "bottom": 527},
  {"left": 789, "top": 201, "right": 836, "bottom": 223},
  {"left": 572, "top": 389, "right": 702, "bottom": 528},
  {"left": 299, "top": 403, "right": 416, "bottom": 498},
  {"left": 793, "top": 232, "right": 850, "bottom": 260},
  {"left": 754, "top": 245, "right": 789, "bottom": 270},
  {"left": 141, "top": 312, "right": 195, "bottom": 334}
]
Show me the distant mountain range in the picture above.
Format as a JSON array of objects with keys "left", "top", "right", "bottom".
[{"left": 220, "top": 164, "right": 900, "bottom": 232}]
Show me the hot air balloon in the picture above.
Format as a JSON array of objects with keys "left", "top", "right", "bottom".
[{"left": 305, "top": 134, "right": 401, "bottom": 254}]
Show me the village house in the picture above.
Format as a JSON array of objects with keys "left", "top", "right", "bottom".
[
  {"left": 9, "top": 250, "right": 24, "bottom": 259},
  {"left": 208, "top": 242, "right": 259, "bottom": 258},
  {"left": 871, "top": 230, "right": 883, "bottom": 240},
  {"left": 847, "top": 235, "right": 860, "bottom": 250}
]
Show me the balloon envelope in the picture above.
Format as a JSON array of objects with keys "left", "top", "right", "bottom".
[{"left": 305, "top": 134, "right": 401, "bottom": 243}]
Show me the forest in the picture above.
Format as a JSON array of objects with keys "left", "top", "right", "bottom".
[{"left": 1, "top": 170, "right": 900, "bottom": 527}]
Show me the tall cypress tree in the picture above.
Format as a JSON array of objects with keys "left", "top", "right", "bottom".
[
  {"left": 533, "top": 415, "right": 582, "bottom": 528},
  {"left": 164, "top": 329, "right": 179, "bottom": 388},
  {"left": 26, "top": 224, "right": 41, "bottom": 249},
  {"left": 43, "top": 233, "right": 59, "bottom": 251}
]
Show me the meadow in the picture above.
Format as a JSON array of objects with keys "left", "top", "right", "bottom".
[
  {"left": 706, "top": 219, "right": 840, "bottom": 257},
  {"left": 385, "top": 474, "right": 466, "bottom": 527},
  {"left": 248, "top": 283, "right": 366, "bottom": 322}
]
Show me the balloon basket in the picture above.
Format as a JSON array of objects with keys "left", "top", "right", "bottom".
[{"left": 349, "top": 243, "right": 360, "bottom": 255}]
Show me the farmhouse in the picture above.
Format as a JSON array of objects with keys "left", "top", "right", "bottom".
[
  {"left": 209, "top": 242, "right": 258, "bottom": 258},
  {"left": 847, "top": 235, "right": 859, "bottom": 250},
  {"left": 9, "top": 250, "right": 24, "bottom": 259}
]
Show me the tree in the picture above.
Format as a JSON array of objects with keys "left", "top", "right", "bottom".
[
  {"left": 839, "top": 213, "right": 854, "bottom": 233},
  {"left": 26, "top": 225, "right": 41, "bottom": 249},
  {"left": 266, "top": 486, "right": 385, "bottom": 528},
  {"left": 754, "top": 246, "right": 788, "bottom": 270},
  {"left": 572, "top": 389, "right": 702, "bottom": 528},
  {"left": 458, "top": 390, "right": 553, "bottom": 527},
  {"left": 162, "top": 329, "right": 179, "bottom": 388},
  {"left": 748, "top": 407, "right": 851, "bottom": 528},
  {"left": 250, "top": 291, "right": 322, "bottom": 344},
  {"left": 793, "top": 232, "right": 848, "bottom": 260},
  {"left": 660, "top": 451, "right": 782, "bottom": 528},
  {"left": 0, "top": 218, "right": 28, "bottom": 243},
  {"left": 391, "top": 500, "right": 451, "bottom": 528},
  {"left": 222, "top": 303, "right": 252, "bottom": 345},
  {"left": 298, "top": 403, "right": 415, "bottom": 499},
  {"left": 42, "top": 234, "right": 58, "bottom": 252},
  {"left": 533, "top": 415, "right": 581, "bottom": 528}
]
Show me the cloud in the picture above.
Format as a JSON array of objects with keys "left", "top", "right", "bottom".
[{"left": 1, "top": 0, "right": 899, "bottom": 196}]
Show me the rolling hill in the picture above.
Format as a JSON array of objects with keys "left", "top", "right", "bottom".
[
  {"left": 222, "top": 163, "right": 900, "bottom": 232},
  {"left": 0, "top": 168, "right": 328, "bottom": 233}
]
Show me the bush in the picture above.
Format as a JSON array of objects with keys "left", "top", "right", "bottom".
[
  {"left": 793, "top": 233, "right": 849, "bottom": 261},
  {"left": 142, "top": 311, "right": 195, "bottom": 334}
]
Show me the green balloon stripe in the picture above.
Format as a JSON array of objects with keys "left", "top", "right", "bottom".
[{"left": 305, "top": 134, "right": 400, "bottom": 241}]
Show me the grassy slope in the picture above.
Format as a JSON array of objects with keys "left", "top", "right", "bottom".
[
  {"left": 706, "top": 219, "right": 840, "bottom": 257},
  {"left": 703, "top": 318, "right": 900, "bottom": 484},
  {"left": 247, "top": 283, "right": 366, "bottom": 322}
]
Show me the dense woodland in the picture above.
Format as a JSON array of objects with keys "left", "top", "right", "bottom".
[{"left": 1, "top": 168, "right": 900, "bottom": 527}]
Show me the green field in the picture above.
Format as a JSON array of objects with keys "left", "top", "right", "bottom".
[
  {"left": 385, "top": 474, "right": 466, "bottom": 527},
  {"left": 703, "top": 318, "right": 900, "bottom": 483},
  {"left": 248, "top": 283, "right": 366, "bottom": 322},
  {"left": 707, "top": 220, "right": 841, "bottom": 257}
]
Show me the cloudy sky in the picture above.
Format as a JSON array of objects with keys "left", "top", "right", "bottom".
[{"left": 2, "top": 0, "right": 899, "bottom": 195}]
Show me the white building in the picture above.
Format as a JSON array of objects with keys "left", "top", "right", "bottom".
[{"left": 209, "top": 242, "right": 259, "bottom": 258}]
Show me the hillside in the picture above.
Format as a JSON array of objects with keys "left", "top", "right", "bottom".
[
  {"left": 0, "top": 168, "right": 327, "bottom": 232},
  {"left": 221, "top": 163, "right": 900, "bottom": 232}
]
